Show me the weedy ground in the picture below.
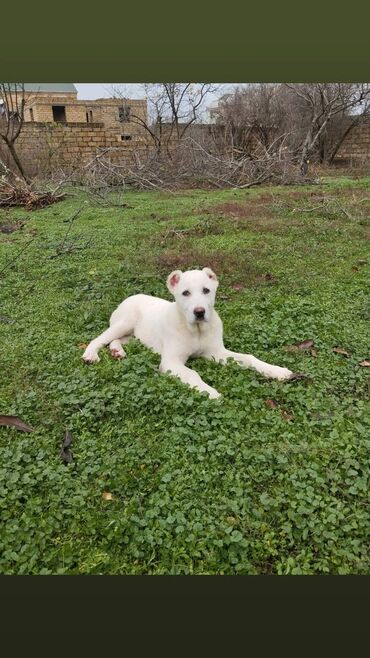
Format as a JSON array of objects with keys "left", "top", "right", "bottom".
[{"left": 0, "top": 175, "right": 369, "bottom": 575}]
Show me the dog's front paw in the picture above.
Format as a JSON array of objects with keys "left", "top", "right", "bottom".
[
  {"left": 269, "top": 366, "right": 294, "bottom": 381},
  {"left": 82, "top": 347, "right": 100, "bottom": 364},
  {"left": 208, "top": 387, "right": 222, "bottom": 400}
]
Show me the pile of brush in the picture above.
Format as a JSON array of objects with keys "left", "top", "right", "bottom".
[
  {"left": 0, "top": 179, "right": 65, "bottom": 209},
  {"left": 0, "top": 164, "right": 64, "bottom": 209}
]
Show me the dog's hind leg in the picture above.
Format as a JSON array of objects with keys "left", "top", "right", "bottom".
[
  {"left": 82, "top": 320, "right": 134, "bottom": 364},
  {"left": 109, "top": 335, "right": 131, "bottom": 360},
  {"left": 208, "top": 348, "right": 293, "bottom": 381}
]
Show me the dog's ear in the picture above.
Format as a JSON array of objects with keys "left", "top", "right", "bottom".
[
  {"left": 166, "top": 270, "right": 182, "bottom": 293},
  {"left": 203, "top": 267, "right": 218, "bottom": 286}
]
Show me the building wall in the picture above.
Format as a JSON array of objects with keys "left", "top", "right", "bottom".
[
  {"left": 0, "top": 122, "right": 149, "bottom": 177},
  {"left": 0, "top": 95, "right": 149, "bottom": 176},
  {"left": 29, "top": 102, "right": 88, "bottom": 123},
  {"left": 22, "top": 96, "right": 147, "bottom": 134}
]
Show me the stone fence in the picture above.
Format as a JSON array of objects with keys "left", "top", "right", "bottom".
[
  {"left": 1, "top": 118, "right": 369, "bottom": 178},
  {"left": 0, "top": 121, "right": 149, "bottom": 177}
]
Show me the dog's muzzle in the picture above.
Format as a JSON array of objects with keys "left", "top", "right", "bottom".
[{"left": 194, "top": 307, "right": 206, "bottom": 321}]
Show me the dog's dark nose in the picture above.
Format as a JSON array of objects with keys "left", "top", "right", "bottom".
[{"left": 194, "top": 307, "right": 205, "bottom": 320}]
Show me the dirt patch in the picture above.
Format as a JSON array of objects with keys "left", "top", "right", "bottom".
[
  {"left": 155, "top": 189, "right": 369, "bottom": 242},
  {"left": 157, "top": 218, "right": 226, "bottom": 245},
  {"left": 212, "top": 201, "right": 275, "bottom": 220},
  {"left": 0, "top": 220, "right": 25, "bottom": 234},
  {"left": 153, "top": 248, "right": 271, "bottom": 287},
  {"left": 155, "top": 248, "right": 236, "bottom": 275}
]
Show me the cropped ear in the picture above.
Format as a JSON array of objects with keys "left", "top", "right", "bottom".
[
  {"left": 203, "top": 267, "right": 218, "bottom": 287},
  {"left": 166, "top": 270, "right": 182, "bottom": 294}
]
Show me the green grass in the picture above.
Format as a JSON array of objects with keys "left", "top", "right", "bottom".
[{"left": 0, "top": 176, "right": 369, "bottom": 575}]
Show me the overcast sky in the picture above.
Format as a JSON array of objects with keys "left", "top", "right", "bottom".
[
  {"left": 74, "top": 83, "right": 139, "bottom": 99},
  {"left": 74, "top": 83, "right": 240, "bottom": 104}
]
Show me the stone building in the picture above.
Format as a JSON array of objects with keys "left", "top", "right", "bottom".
[{"left": 1, "top": 83, "right": 149, "bottom": 176}]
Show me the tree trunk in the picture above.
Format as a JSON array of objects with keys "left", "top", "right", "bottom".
[
  {"left": 300, "top": 158, "right": 309, "bottom": 176},
  {"left": 299, "top": 141, "right": 310, "bottom": 176},
  {"left": 318, "top": 133, "right": 326, "bottom": 163},
  {"left": 4, "top": 139, "right": 29, "bottom": 183},
  {"left": 299, "top": 126, "right": 314, "bottom": 177}
]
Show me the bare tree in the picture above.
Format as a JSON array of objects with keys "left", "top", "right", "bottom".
[
  {"left": 213, "top": 84, "right": 289, "bottom": 155},
  {"left": 284, "top": 83, "right": 370, "bottom": 174},
  {"left": 213, "top": 83, "right": 370, "bottom": 175},
  {"left": 0, "top": 83, "right": 29, "bottom": 181},
  {"left": 111, "top": 83, "right": 219, "bottom": 156},
  {"left": 160, "top": 83, "right": 218, "bottom": 138}
]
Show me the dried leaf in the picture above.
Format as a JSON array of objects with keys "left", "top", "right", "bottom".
[
  {"left": 284, "top": 339, "right": 314, "bottom": 352},
  {"left": 311, "top": 411, "right": 334, "bottom": 421},
  {"left": 257, "top": 272, "right": 277, "bottom": 284},
  {"left": 295, "top": 339, "right": 314, "bottom": 350},
  {"left": 286, "top": 372, "right": 312, "bottom": 383},
  {"left": 265, "top": 398, "right": 279, "bottom": 409},
  {"left": 231, "top": 283, "right": 245, "bottom": 291},
  {"left": 63, "top": 429, "right": 73, "bottom": 449},
  {"left": 60, "top": 429, "right": 73, "bottom": 464},
  {"left": 78, "top": 343, "right": 88, "bottom": 349},
  {"left": 265, "top": 400, "right": 293, "bottom": 420},
  {"left": 102, "top": 491, "right": 115, "bottom": 501},
  {"left": 333, "top": 347, "right": 350, "bottom": 357},
  {"left": 309, "top": 348, "right": 319, "bottom": 357},
  {"left": 60, "top": 449, "right": 73, "bottom": 464},
  {"left": 0, "top": 415, "right": 34, "bottom": 433},
  {"left": 226, "top": 516, "right": 238, "bottom": 525},
  {"left": 359, "top": 360, "right": 370, "bottom": 367},
  {"left": 281, "top": 409, "right": 294, "bottom": 422}
]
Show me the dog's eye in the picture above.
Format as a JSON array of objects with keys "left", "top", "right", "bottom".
[
  {"left": 203, "top": 287, "right": 210, "bottom": 294},
  {"left": 182, "top": 290, "right": 191, "bottom": 296}
]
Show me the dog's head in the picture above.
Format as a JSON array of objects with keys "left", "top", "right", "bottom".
[{"left": 166, "top": 267, "right": 219, "bottom": 325}]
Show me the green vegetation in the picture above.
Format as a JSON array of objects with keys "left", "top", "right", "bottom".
[{"left": 0, "top": 176, "right": 369, "bottom": 574}]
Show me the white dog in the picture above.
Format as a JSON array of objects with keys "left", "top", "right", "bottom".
[{"left": 82, "top": 267, "right": 294, "bottom": 399}]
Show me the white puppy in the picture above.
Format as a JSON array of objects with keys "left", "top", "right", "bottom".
[{"left": 82, "top": 267, "right": 294, "bottom": 399}]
